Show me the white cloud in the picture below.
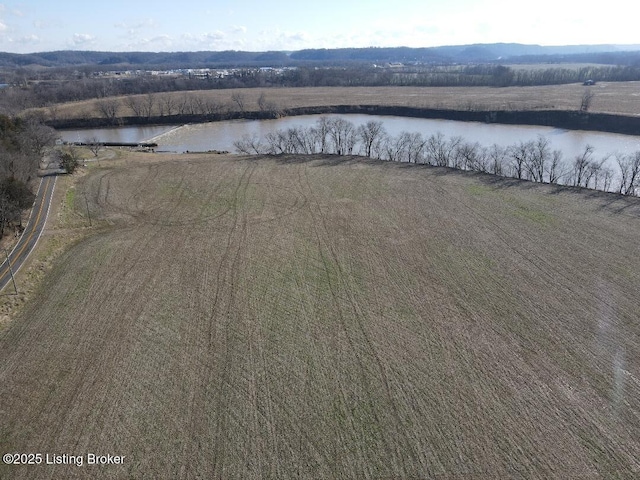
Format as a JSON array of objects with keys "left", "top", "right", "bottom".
[
  {"left": 114, "top": 19, "right": 157, "bottom": 31},
  {"left": 120, "top": 34, "right": 174, "bottom": 51},
  {"left": 204, "top": 31, "right": 225, "bottom": 41},
  {"left": 179, "top": 31, "right": 233, "bottom": 50},
  {"left": 16, "top": 34, "right": 39, "bottom": 44},
  {"left": 256, "top": 29, "right": 312, "bottom": 50},
  {"left": 71, "top": 33, "right": 96, "bottom": 47}
]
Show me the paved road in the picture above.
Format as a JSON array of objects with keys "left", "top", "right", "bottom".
[{"left": 0, "top": 175, "right": 57, "bottom": 293}]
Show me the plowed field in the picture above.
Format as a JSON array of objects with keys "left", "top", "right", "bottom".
[{"left": 1, "top": 154, "right": 639, "bottom": 479}]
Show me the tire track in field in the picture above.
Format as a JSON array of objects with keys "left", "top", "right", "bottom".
[
  {"left": 155, "top": 161, "right": 249, "bottom": 228},
  {"left": 180, "top": 160, "right": 257, "bottom": 479},
  {"left": 418, "top": 172, "right": 640, "bottom": 471},
  {"left": 91, "top": 163, "right": 162, "bottom": 221},
  {"left": 297, "top": 164, "right": 419, "bottom": 476},
  {"left": 415, "top": 173, "right": 627, "bottom": 358},
  {"left": 244, "top": 180, "right": 308, "bottom": 226},
  {"left": 94, "top": 163, "right": 193, "bottom": 227},
  {"left": 2, "top": 222, "right": 167, "bottom": 477},
  {"left": 421, "top": 173, "right": 633, "bottom": 324},
  {"left": 235, "top": 180, "right": 339, "bottom": 477},
  {"left": 129, "top": 161, "right": 235, "bottom": 227}
]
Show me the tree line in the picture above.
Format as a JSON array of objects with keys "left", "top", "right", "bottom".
[
  {"left": 0, "top": 114, "right": 58, "bottom": 237},
  {"left": 234, "top": 117, "right": 640, "bottom": 196},
  {"left": 3, "top": 63, "right": 640, "bottom": 113}
]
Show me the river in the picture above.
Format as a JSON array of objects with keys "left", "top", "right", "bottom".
[{"left": 58, "top": 114, "right": 640, "bottom": 160}]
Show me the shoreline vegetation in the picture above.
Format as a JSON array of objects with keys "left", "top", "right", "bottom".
[
  {"left": 48, "top": 103, "right": 640, "bottom": 136},
  {"left": 32, "top": 82, "right": 640, "bottom": 135},
  {"left": 233, "top": 117, "right": 640, "bottom": 197}
]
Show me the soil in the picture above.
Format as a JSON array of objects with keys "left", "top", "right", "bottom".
[{"left": 1, "top": 152, "right": 639, "bottom": 478}]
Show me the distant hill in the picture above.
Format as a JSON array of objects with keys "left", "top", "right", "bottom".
[
  {"left": 1, "top": 43, "right": 639, "bottom": 69},
  {"left": 290, "top": 44, "right": 640, "bottom": 64}
]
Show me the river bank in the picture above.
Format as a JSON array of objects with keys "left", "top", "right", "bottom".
[{"left": 48, "top": 105, "right": 640, "bottom": 137}]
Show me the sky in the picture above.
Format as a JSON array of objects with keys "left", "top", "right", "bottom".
[{"left": 0, "top": 0, "right": 636, "bottom": 54}]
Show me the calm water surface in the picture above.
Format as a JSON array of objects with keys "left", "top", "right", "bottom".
[{"left": 58, "top": 114, "right": 640, "bottom": 159}]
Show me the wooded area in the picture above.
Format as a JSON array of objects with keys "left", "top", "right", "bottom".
[{"left": 0, "top": 115, "right": 57, "bottom": 237}]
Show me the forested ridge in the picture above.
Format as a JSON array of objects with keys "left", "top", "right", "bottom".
[{"left": 1, "top": 43, "right": 639, "bottom": 68}]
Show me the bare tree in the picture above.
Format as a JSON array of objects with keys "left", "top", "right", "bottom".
[
  {"left": 580, "top": 89, "right": 595, "bottom": 112},
  {"left": 525, "top": 135, "right": 550, "bottom": 182},
  {"left": 0, "top": 150, "right": 35, "bottom": 183},
  {"left": 181, "top": 94, "right": 200, "bottom": 115},
  {"left": 617, "top": 151, "right": 640, "bottom": 195},
  {"left": 548, "top": 150, "right": 565, "bottom": 184},
  {"left": 234, "top": 134, "right": 265, "bottom": 154},
  {"left": 468, "top": 145, "right": 490, "bottom": 172},
  {"left": 204, "top": 98, "right": 224, "bottom": 115},
  {"left": 17, "top": 120, "right": 58, "bottom": 158},
  {"left": 572, "top": 145, "right": 595, "bottom": 186},
  {"left": 96, "top": 98, "right": 120, "bottom": 123},
  {"left": 297, "top": 128, "right": 321, "bottom": 154},
  {"left": 508, "top": 141, "right": 534, "bottom": 180},
  {"left": 255, "top": 92, "right": 280, "bottom": 117},
  {"left": 313, "top": 117, "right": 331, "bottom": 154},
  {"left": 263, "top": 128, "right": 306, "bottom": 155},
  {"left": 382, "top": 132, "right": 411, "bottom": 162},
  {"left": 231, "top": 92, "right": 246, "bottom": 112},
  {"left": 357, "top": 120, "right": 386, "bottom": 158},
  {"left": 425, "top": 132, "right": 461, "bottom": 167},
  {"left": 141, "top": 93, "right": 155, "bottom": 119},
  {"left": 327, "top": 118, "right": 356, "bottom": 155},
  {"left": 47, "top": 104, "right": 60, "bottom": 122},
  {"left": 601, "top": 167, "right": 615, "bottom": 192},
  {"left": 0, "top": 179, "right": 32, "bottom": 237},
  {"left": 85, "top": 136, "right": 102, "bottom": 157},
  {"left": 583, "top": 158, "right": 606, "bottom": 189},
  {"left": 257, "top": 92, "right": 268, "bottom": 111},
  {"left": 159, "top": 95, "right": 177, "bottom": 116},
  {"left": 403, "top": 132, "right": 426, "bottom": 164},
  {"left": 0, "top": 193, "right": 20, "bottom": 237},
  {"left": 487, "top": 144, "right": 506, "bottom": 176},
  {"left": 455, "top": 141, "right": 482, "bottom": 170},
  {"left": 125, "top": 95, "right": 144, "bottom": 116},
  {"left": 190, "top": 95, "right": 207, "bottom": 115}
]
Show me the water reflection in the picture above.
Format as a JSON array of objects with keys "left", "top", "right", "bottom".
[{"left": 58, "top": 114, "right": 640, "bottom": 159}]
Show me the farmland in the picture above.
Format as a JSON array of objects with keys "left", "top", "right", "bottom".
[
  {"left": 1, "top": 153, "right": 640, "bottom": 478},
  {"left": 42, "top": 82, "right": 640, "bottom": 122}
]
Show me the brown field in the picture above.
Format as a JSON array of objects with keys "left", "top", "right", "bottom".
[
  {"left": 44, "top": 82, "right": 640, "bottom": 122},
  {"left": 1, "top": 152, "right": 640, "bottom": 478}
]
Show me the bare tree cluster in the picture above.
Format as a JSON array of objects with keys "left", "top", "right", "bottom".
[
  {"left": 0, "top": 114, "right": 57, "bottom": 236},
  {"left": 235, "top": 117, "right": 639, "bottom": 196},
  {"left": 93, "top": 92, "right": 240, "bottom": 121}
]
